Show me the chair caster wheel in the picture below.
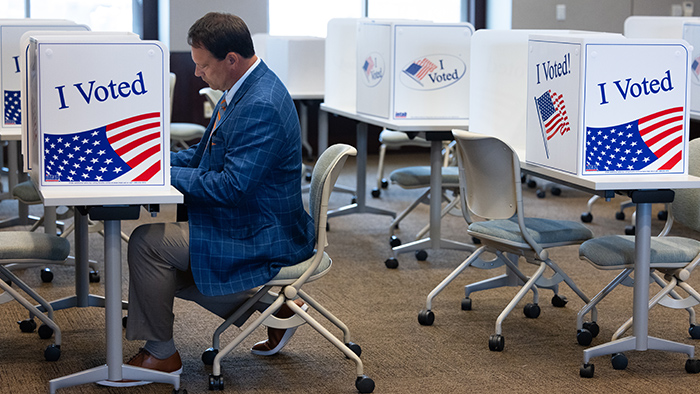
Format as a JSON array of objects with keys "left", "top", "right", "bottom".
[
  {"left": 40, "top": 268, "right": 54, "bottom": 283},
  {"left": 615, "top": 211, "right": 626, "bottom": 220},
  {"left": 414, "top": 250, "right": 428, "bottom": 261},
  {"left": 624, "top": 226, "right": 635, "bottom": 235},
  {"left": 580, "top": 363, "right": 594, "bottom": 378},
  {"left": 89, "top": 270, "right": 100, "bottom": 283},
  {"left": 658, "top": 210, "right": 668, "bottom": 221},
  {"left": 577, "top": 329, "right": 593, "bottom": 346},
  {"left": 523, "top": 303, "right": 540, "bottom": 318},
  {"left": 355, "top": 375, "right": 375, "bottom": 393},
  {"left": 173, "top": 389, "right": 188, "bottom": 394},
  {"left": 611, "top": 353, "right": 628, "bottom": 370},
  {"left": 346, "top": 342, "right": 362, "bottom": 357},
  {"left": 461, "top": 297, "right": 472, "bottom": 311},
  {"left": 389, "top": 236, "right": 401, "bottom": 248},
  {"left": 371, "top": 188, "right": 381, "bottom": 198},
  {"left": 44, "top": 344, "right": 61, "bottom": 361},
  {"left": 38, "top": 324, "right": 54, "bottom": 339},
  {"left": 381, "top": 179, "right": 389, "bottom": 189},
  {"left": 489, "top": 334, "right": 504, "bottom": 351},
  {"left": 690, "top": 324, "right": 700, "bottom": 339},
  {"left": 527, "top": 179, "right": 537, "bottom": 188},
  {"left": 202, "top": 348, "right": 218, "bottom": 365},
  {"left": 686, "top": 358, "right": 700, "bottom": 373},
  {"left": 551, "top": 294, "right": 568, "bottom": 307},
  {"left": 551, "top": 187, "right": 561, "bottom": 196},
  {"left": 209, "top": 374, "right": 224, "bottom": 391},
  {"left": 582, "top": 321, "right": 600, "bottom": 338},
  {"left": 418, "top": 310, "right": 434, "bottom": 326},
  {"left": 18, "top": 318, "right": 37, "bottom": 333},
  {"left": 351, "top": 196, "right": 357, "bottom": 204},
  {"left": 122, "top": 315, "right": 128, "bottom": 328},
  {"left": 581, "top": 212, "right": 593, "bottom": 223},
  {"left": 536, "top": 189, "right": 546, "bottom": 198},
  {"left": 384, "top": 258, "right": 398, "bottom": 269}
]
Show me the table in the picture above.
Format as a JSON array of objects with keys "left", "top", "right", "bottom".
[
  {"left": 521, "top": 162, "right": 700, "bottom": 375},
  {"left": 39, "top": 187, "right": 184, "bottom": 393},
  {"left": 320, "top": 104, "right": 473, "bottom": 265}
]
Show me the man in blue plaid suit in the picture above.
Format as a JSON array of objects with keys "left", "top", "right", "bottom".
[{"left": 99, "top": 12, "right": 316, "bottom": 387}]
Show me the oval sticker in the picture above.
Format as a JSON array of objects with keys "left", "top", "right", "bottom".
[{"left": 399, "top": 54, "right": 466, "bottom": 91}]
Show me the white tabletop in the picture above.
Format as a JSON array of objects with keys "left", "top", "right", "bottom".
[
  {"left": 1, "top": 128, "right": 22, "bottom": 141},
  {"left": 320, "top": 104, "right": 469, "bottom": 132},
  {"left": 521, "top": 162, "right": 700, "bottom": 192},
  {"left": 291, "top": 92, "right": 324, "bottom": 100},
  {"left": 40, "top": 185, "right": 183, "bottom": 207}
]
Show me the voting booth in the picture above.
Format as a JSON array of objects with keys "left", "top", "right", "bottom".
[
  {"left": 22, "top": 32, "right": 170, "bottom": 195},
  {"left": 624, "top": 16, "right": 700, "bottom": 119},
  {"left": 254, "top": 34, "right": 325, "bottom": 97},
  {"left": 525, "top": 33, "right": 691, "bottom": 176},
  {"left": 324, "top": 18, "right": 360, "bottom": 110},
  {"left": 356, "top": 20, "right": 473, "bottom": 120},
  {"left": 0, "top": 19, "right": 89, "bottom": 135}
]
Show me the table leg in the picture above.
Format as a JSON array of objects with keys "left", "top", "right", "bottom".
[{"left": 328, "top": 122, "right": 395, "bottom": 219}]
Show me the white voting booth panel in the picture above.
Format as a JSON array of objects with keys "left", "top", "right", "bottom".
[
  {"left": 254, "top": 34, "right": 324, "bottom": 96},
  {"left": 624, "top": 16, "right": 700, "bottom": 120},
  {"left": 325, "top": 18, "right": 360, "bottom": 111},
  {"left": 25, "top": 33, "right": 170, "bottom": 196},
  {"left": 0, "top": 19, "right": 89, "bottom": 135},
  {"left": 525, "top": 33, "right": 691, "bottom": 177},
  {"left": 356, "top": 20, "right": 473, "bottom": 120}
]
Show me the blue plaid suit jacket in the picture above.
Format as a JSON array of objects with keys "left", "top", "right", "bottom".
[{"left": 170, "top": 61, "right": 315, "bottom": 297}]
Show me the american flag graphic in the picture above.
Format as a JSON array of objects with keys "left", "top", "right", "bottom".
[
  {"left": 363, "top": 56, "right": 375, "bottom": 79},
  {"left": 4, "top": 90, "right": 20, "bottom": 125},
  {"left": 693, "top": 57, "right": 700, "bottom": 81},
  {"left": 402, "top": 58, "right": 437, "bottom": 86},
  {"left": 535, "top": 90, "right": 570, "bottom": 140},
  {"left": 584, "top": 107, "right": 684, "bottom": 172},
  {"left": 44, "top": 112, "right": 162, "bottom": 183}
]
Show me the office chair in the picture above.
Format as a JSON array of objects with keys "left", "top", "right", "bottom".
[
  {"left": 577, "top": 138, "right": 700, "bottom": 374},
  {"left": 204, "top": 144, "right": 374, "bottom": 393},
  {"left": 0, "top": 231, "right": 70, "bottom": 361},
  {"left": 170, "top": 73, "right": 206, "bottom": 151},
  {"left": 418, "top": 129, "right": 594, "bottom": 352},
  {"left": 372, "top": 129, "right": 431, "bottom": 198}
]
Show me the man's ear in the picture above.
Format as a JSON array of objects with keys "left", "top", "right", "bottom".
[{"left": 226, "top": 52, "right": 237, "bottom": 66}]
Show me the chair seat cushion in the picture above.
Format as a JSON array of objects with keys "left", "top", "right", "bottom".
[
  {"left": 170, "top": 123, "right": 206, "bottom": 138},
  {"left": 379, "top": 129, "right": 430, "bottom": 147},
  {"left": 268, "top": 251, "right": 331, "bottom": 284},
  {"left": 0, "top": 232, "right": 70, "bottom": 262},
  {"left": 389, "top": 166, "right": 459, "bottom": 189},
  {"left": 468, "top": 217, "right": 593, "bottom": 246},
  {"left": 12, "top": 181, "right": 41, "bottom": 204},
  {"left": 579, "top": 235, "right": 700, "bottom": 269}
]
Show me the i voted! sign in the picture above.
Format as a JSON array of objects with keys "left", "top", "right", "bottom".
[{"left": 34, "top": 41, "right": 168, "bottom": 187}]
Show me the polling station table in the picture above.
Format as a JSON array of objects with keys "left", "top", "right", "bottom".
[
  {"left": 40, "top": 187, "right": 184, "bottom": 393},
  {"left": 320, "top": 104, "right": 473, "bottom": 267},
  {"left": 520, "top": 162, "right": 700, "bottom": 376}
]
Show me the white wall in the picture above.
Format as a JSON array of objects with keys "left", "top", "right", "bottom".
[{"left": 165, "top": 0, "right": 269, "bottom": 52}]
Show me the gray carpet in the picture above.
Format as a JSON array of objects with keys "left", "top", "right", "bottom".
[{"left": 0, "top": 151, "right": 699, "bottom": 393}]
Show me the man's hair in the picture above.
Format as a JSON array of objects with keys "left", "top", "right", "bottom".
[{"left": 187, "top": 12, "right": 255, "bottom": 60}]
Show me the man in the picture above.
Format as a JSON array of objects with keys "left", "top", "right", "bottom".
[{"left": 98, "top": 12, "right": 315, "bottom": 387}]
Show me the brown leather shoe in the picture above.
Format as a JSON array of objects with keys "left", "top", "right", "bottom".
[
  {"left": 97, "top": 348, "right": 183, "bottom": 387},
  {"left": 251, "top": 299, "right": 306, "bottom": 356}
]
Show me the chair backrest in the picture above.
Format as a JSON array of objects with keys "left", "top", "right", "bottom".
[
  {"left": 671, "top": 138, "right": 700, "bottom": 232},
  {"left": 199, "top": 87, "right": 224, "bottom": 108},
  {"left": 169, "top": 72, "right": 176, "bottom": 118},
  {"left": 452, "top": 128, "right": 521, "bottom": 220},
  {"left": 309, "top": 144, "right": 357, "bottom": 249}
]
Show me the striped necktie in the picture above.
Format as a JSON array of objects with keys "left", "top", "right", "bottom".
[{"left": 213, "top": 99, "right": 227, "bottom": 129}]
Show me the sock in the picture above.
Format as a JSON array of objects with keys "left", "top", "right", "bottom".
[{"left": 143, "top": 338, "right": 177, "bottom": 360}]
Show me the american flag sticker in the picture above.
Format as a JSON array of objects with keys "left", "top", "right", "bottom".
[
  {"left": 4, "top": 90, "right": 20, "bottom": 125},
  {"left": 43, "top": 112, "right": 163, "bottom": 183},
  {"left": 535, "top": 89, "right": 571, "bottom": 158},
  {"left": 402, "top": 58, "right": 437, "bottom": 87},
  {"left": 584, "top": 107, "right": 684, "bottom": 173}
]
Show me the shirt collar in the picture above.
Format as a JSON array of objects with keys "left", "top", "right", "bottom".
[{"left": 223, "top": 57, "right": 261, "bottom": 107}]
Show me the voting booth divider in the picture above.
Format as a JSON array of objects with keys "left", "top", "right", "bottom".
[
  {"left": 355, "top": 19, "right": 473, "bottom": 120},
  {"left": 324, "top": 18, "right": 360, "bottom": 111},
  {"left": 525, "top": 33, "right": 691, "bottom": 177},
  {"left": 254, "top": 33, "right": 325, "bottom": 96},
  {"left": 21, "top": 32, "right": 171, "bottom": 197},
  {"left": 624, "top": 16, "right": 700, "bottom": 120}
]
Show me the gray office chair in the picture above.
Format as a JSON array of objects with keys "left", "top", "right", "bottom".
[
  {"left": 0, "top": 232, "right": 70, "bottom": 361},
  {"left": 372, "top": 129, "right": 431, "bottom": 197},
  {"left": 204, "top": 144, "right": 374, "bottom": 393},
  {"left": 576, "top": 138, "right": 700, "bottom": 375},
  {"left": 170, "top": 73, "right": 206, "bottom": 151},
  {"left": 418, "top": 129, "right": 594, "bottom": 352}
]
